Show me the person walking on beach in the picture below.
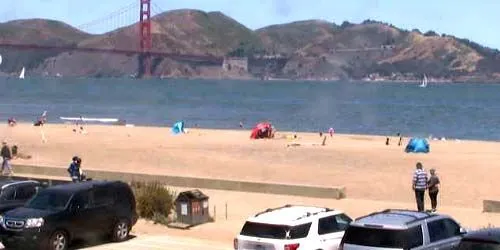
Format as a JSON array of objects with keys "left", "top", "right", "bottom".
[
  {"left": 427, "top": 168, "right": 440, "bottom": 212},
  {"left": 1, "top": 141, "right": 13, "bottom": 176},
  {"left": 412, "top": 162, "right": 428, "bottom": 212},
  {"left": 328, "top": 127, "right": 334, "bottom": 137},
  {"left": 67, "top": 156, "right": 81, "bottom": 182}
]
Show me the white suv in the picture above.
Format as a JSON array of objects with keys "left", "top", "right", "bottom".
[{"left": 234, "top": 204, "right": 353, "bottom": 250}]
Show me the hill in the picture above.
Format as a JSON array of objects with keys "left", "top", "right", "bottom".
[
  {"left": 0, "top": 19, "right": 90, "bottom": 73},
  {"left": 256, "top": 19, "right": 500, "bottom": 81},
  {"left": 2, "top": 11, "right": 500, "bottom": 81},
  {"left": 30, "top": 9, "right": 264, "bottom": 78}
]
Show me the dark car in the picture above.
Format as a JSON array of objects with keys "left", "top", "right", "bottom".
[
  {"left": 0, "top": 180, "right": 42, "bottom": 213},
  {"left": 457, "top": 228, "right": 500, "bottom": 250},
  {"left": 0, "top": 180, "right": 138, "bottom": 250}
]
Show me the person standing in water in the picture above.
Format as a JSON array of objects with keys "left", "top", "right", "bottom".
[{"left": 427, "top": 168, "right": 441, "bottom": 212}]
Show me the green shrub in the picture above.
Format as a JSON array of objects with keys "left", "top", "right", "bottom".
[{"left": 132, "top": 181, "right": 176, "bottom": 223}]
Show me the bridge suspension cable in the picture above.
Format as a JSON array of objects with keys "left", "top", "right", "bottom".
[{"left": 76, "top": 1, "right": 138, "bottom": 34}]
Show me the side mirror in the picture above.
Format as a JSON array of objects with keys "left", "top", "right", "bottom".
[{"left": 459, "top": 227, "right": 467, "bottom": 234}]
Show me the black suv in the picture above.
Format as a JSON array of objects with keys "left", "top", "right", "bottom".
[
  {"left": 0, "top": 180, "right": 42, "bottom": 213},
  {"left": 0, "top": 180, "right": 138, "bottom": 250}
]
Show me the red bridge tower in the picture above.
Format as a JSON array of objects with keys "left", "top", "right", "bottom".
[{"left": 139, "top": 0, "right": 152, "bottom": 77}]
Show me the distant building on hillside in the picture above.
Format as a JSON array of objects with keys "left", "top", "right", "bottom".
[{"left": 222, "top": 57, "right": 248, "bottom": 72}]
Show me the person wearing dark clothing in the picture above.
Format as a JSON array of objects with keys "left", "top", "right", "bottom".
[
  {"left": 412, "top": 162, "right": 428, "bottom": 212},
  {"left": 427, "top": 168, "right": 440, "bottom": 212},
  {"left": 0, "top": 141, "right": 13, "bottom": 175},
  {"left": 67, "top": 156, "right": 81, "bottom": 182}
]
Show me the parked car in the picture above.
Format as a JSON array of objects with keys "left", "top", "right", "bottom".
[
  {"left": 339, "top": 209, "right": 466, "bottom": 250},
  {"left": 0, "top": 180, "right": 138, "bottom": 250},
  {"left": 0, "top": 180, "right": 42, "bottom": 213},
  {"left": 457, "top": 228, "right": 500, "bottom": 250},
  {"left": 234, "top": 204, "right": 353, "bottom": 250}
]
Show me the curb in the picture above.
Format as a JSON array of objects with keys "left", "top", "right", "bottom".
[{"left": 12, "top": 164, "right": 346, "bottom": 199}]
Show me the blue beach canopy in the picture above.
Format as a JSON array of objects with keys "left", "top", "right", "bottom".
[
  {"left": 171, "top": 121, "right": 185, "bottom": 135},
  {"left": 405, "top": 137, "right": 430, "bottom": 153}
]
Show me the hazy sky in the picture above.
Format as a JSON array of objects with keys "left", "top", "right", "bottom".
[{"left": 1, "top": 0, "right": 498, "bottom": 49}]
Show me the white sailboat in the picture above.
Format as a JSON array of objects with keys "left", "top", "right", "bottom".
[
  {"left": 19, "top": 67, "right": 25, "bottom": 79},
  {"left": 419, "top": 74, "right": 428, "bottom": 88},
  {"left": 0, "top": 54, "right": 3, "bottom": 66}
]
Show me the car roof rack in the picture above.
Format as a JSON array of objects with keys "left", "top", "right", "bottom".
[
  {"left": 255, "top": 204, "right": 293, "bottom": 217},
  {"left": 294, "top": 207, "right": 334, "bottom": 221}
]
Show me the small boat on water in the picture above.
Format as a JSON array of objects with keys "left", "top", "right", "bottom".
[
  {"left": 19, "top": 67, "right": 25, "bottom": 79},
  {"left": 419, "top": 74, "right": 428, "bottom": 88},
  {"left": 60, "top": 117, "right": 119, "bottom": 123}
]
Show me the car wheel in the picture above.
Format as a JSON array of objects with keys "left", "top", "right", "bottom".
[
  {"left": 112, "top": 219, "right": 130, "bottom": 242},
  {"left": 48, "top": 230, "right": 68, "bottom": 250}
]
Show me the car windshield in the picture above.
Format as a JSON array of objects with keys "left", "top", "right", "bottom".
[
  {"left": 342, "top": 225, "right": 423, "bottom": 248},
  {"left": 25, "top": 191, "right": 72, "bottom": 211},
  {"left": 240, "top": 222, "right": 311, "bottom": 239},
  {"left": 458, "top": 241, "right": 500, "bottom": 250}
]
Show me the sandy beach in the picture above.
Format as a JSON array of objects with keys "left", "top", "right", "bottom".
[
  {"left": 1, "top": 123, "right": 498, "bottom": 209},
  {"left": 2, "top": 122, "right": 500, "bottom": 245}
]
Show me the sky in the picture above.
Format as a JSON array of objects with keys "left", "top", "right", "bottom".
[{"left": 1, "top": 0, "right": 499, "bottom": 49}]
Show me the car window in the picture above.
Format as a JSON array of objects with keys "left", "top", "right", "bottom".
[
  {"left": 289, "top": 223, "right": 311, "bottom": 239},
  {"left": 443, "top": 219, "right": 462, "bottom": 236},
  {"left": 15, "top": 185, "right": 37, "bottom": 200},
  {"left": 27, "top": 191, "right": 72, "bottom": 211},
  {"left": 428, "top": 219, "right": 461, "bottom": 242},
  {"left": 342, "top": 225, "right": 422, "bottom": 248},
  {"left": 240, "top": 222, "right": 311, "bottom": 239},
  {"left": 406, "top": 225, "right": 424, "bottom": 248},
  {"left": 93, "top": 187, "right": 114, "bottom": 207},
  {"left": 1, "top": 187, "right": 15, "bottom": 201},
  {"left": 336, "top": 213, "right": 353, "bottom": 230},
  {"left": 318, "top": 214, "right": 352, "bottom": 235},
  {"left": 71, "top": 191, "right": 91, "bottom": 210},
  {"left": 115, "top": 186, "right": 134, "bottom": 210}
]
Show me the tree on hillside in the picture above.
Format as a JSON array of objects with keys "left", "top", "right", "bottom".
[{"left": 424, "top": 31, "right": 439, "bottom": 37}]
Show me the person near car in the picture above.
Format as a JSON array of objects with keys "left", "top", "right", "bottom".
[
  {"left": 427, "top": 168, "right": 440, "bottom": 212},
  {"left": 412, "top": 162, "right": 428, "bottom": 212},
  {"left": 0, "top": 141, "right": 13, "bottom": 176},
  {"left": 76, "top": 157, "right": 86, "bottom": 181},
  {"left": 67, "top": 156, "right": 81, "bottom": 182}
]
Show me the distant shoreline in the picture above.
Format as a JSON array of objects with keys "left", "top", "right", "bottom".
[{"left": 2, "top": 75, "right": 500, "bottom": 84}]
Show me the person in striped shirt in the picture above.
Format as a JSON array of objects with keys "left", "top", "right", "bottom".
[{"left": 412, "top": 162, "right": 428, "bottom": 212}]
